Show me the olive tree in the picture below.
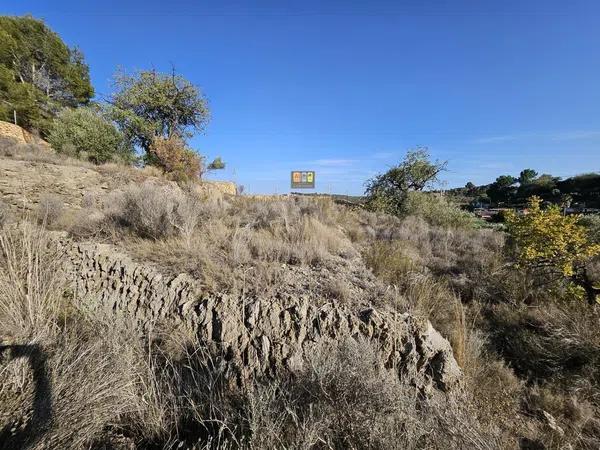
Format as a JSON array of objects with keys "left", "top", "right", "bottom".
[
  {"left": 365, "top": 148, "right": 447, "bottom": 216},
  {"left": 108, "top": 69, "right": 210, "bottom": 155},
  {"left": 107, "top": 68, "right": 224, "bottom": 178}
]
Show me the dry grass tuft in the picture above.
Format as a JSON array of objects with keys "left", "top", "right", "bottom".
[
  {"left": 0, "top": 141, "right": 95, "bottom": 169},
  {"left": 0, "top": 224, "right": 144, "bottom": 448},
  {"left": 36, "top": 194, "right": 64, "bottom": 227},
  {"left": 0, "top": 201, "right": 9, "bottom": 229}
]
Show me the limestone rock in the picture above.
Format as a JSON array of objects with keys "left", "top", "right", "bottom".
[{"left": 0, "top": 120, "right": 51, "bottom": 148}]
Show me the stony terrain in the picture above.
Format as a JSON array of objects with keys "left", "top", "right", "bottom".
[{"left": 0, "top": 159, "right": 110, "bottom": 212}]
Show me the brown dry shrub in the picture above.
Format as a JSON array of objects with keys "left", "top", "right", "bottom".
[
  {"left": 363, "top": 239, "right": 421, "bottom": 286},
  {"left": 106, "top": 182, "right": 179, "bottom": 239},
  {"left": 322, "top": 277, "right": 352, "bottom": 302},
  {"left": 103, "top": 181, "right": 207, "bottom": 241},
  {"left": 149, "top": 135, "right": 203, "bottom": 181}
]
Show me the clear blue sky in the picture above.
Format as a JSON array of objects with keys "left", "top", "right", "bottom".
[{"left": 5, "top": 0, "right": 600, "bottom": 194}]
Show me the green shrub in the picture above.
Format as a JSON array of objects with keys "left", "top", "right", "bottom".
[
  {"left": 580, "top": 214, "right": 600, "bottom": 244},
  {"left": 48, "top": 107, "right": 133, "bottom": 164},
  {"left": 402, "top": 191, "right": 478, "bottom": 229}
]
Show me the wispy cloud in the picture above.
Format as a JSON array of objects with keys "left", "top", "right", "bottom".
[
  {"left": 311, "top": 158, "right": 358, "bottom": 167},
  {"left": 549, "top": 131, "right": 600, "bottom": 141},
  {"left": 371, "top": 151, "right": 397, "bottom": 160},
  {"left": 472, "top": 135, "right": 521, "bottom": 144},
  {"left": 473, "top": 130, "right": 600, "bottom": 144}
]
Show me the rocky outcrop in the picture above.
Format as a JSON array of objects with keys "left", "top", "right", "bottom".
[
  {"left": 202, "top": 180, "right": 237, "bottom": 196},
  {"left": 63, "top": 241, "right": 461, "bottom": 392},
  {"left": 0, "top": 120, "right": 51, "bottom": 149}
]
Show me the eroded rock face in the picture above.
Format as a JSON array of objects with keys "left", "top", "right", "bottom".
[
  {"left": 0, "top": 120, "right": 51, "bottom": 147},
  {"left": 63, "top": 241, "right": 461, "bottom": 392}
]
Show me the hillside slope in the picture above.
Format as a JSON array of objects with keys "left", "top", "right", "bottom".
[{"left": 0, "top": 150, "right": 487, "bottom": 449}]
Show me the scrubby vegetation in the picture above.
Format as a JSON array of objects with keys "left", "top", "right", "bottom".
[
  {"left": 1, "top": 15, "right": 222, "bottom": 181},
  {"left": 401, "top": 191, "right": 479, "bottom": 229},
  {"left": 506, "top": 196, "right": 600, "bottom": 304},
  {"left": 2, "top": 159, "right": 599, "bottom": 448},
  {"left": 0, "top": 218, "right": 498, "bottom": 449}
]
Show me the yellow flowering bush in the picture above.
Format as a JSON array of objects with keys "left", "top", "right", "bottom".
[{"left": 505, "top": 196, "right": 600, "bottom": 304}]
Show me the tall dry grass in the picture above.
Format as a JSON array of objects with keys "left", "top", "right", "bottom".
[
  {"left": 0, "top": 222, "right": 67, "bottom": 341},
  {"left": 0, "top": 224, "right": 179, "bottom": 449},
  {"left": 0, "top": 214, "right": 512, "bottom": 449},
  {"left": 0, "top": 201, "right": 9, "bottom": 229}
]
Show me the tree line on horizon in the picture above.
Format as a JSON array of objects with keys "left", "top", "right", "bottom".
[
  {"left": 0, "top": 15, "right": 224, "bottom": 180},
  {"left": 453, "top": 169, "right": 600, "bottom": 210}
]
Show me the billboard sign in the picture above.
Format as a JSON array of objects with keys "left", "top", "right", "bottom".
[{"left": 291, "top": 171, "right": 315, "bottom": 189}]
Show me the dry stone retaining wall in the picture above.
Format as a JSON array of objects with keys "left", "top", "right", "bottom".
[{"left": 63, "top": 241, "right": 461, "bottom": 392}]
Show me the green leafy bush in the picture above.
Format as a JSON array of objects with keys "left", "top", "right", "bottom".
[
  {"left": 48, "top": 107, "right": 133, "bottom": 164},
  {"left": 402, "top": 191, "right": 478, "bottom": 229},
  {"left": 579, "top": 214, "right": 600, "bottom": 244}
]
